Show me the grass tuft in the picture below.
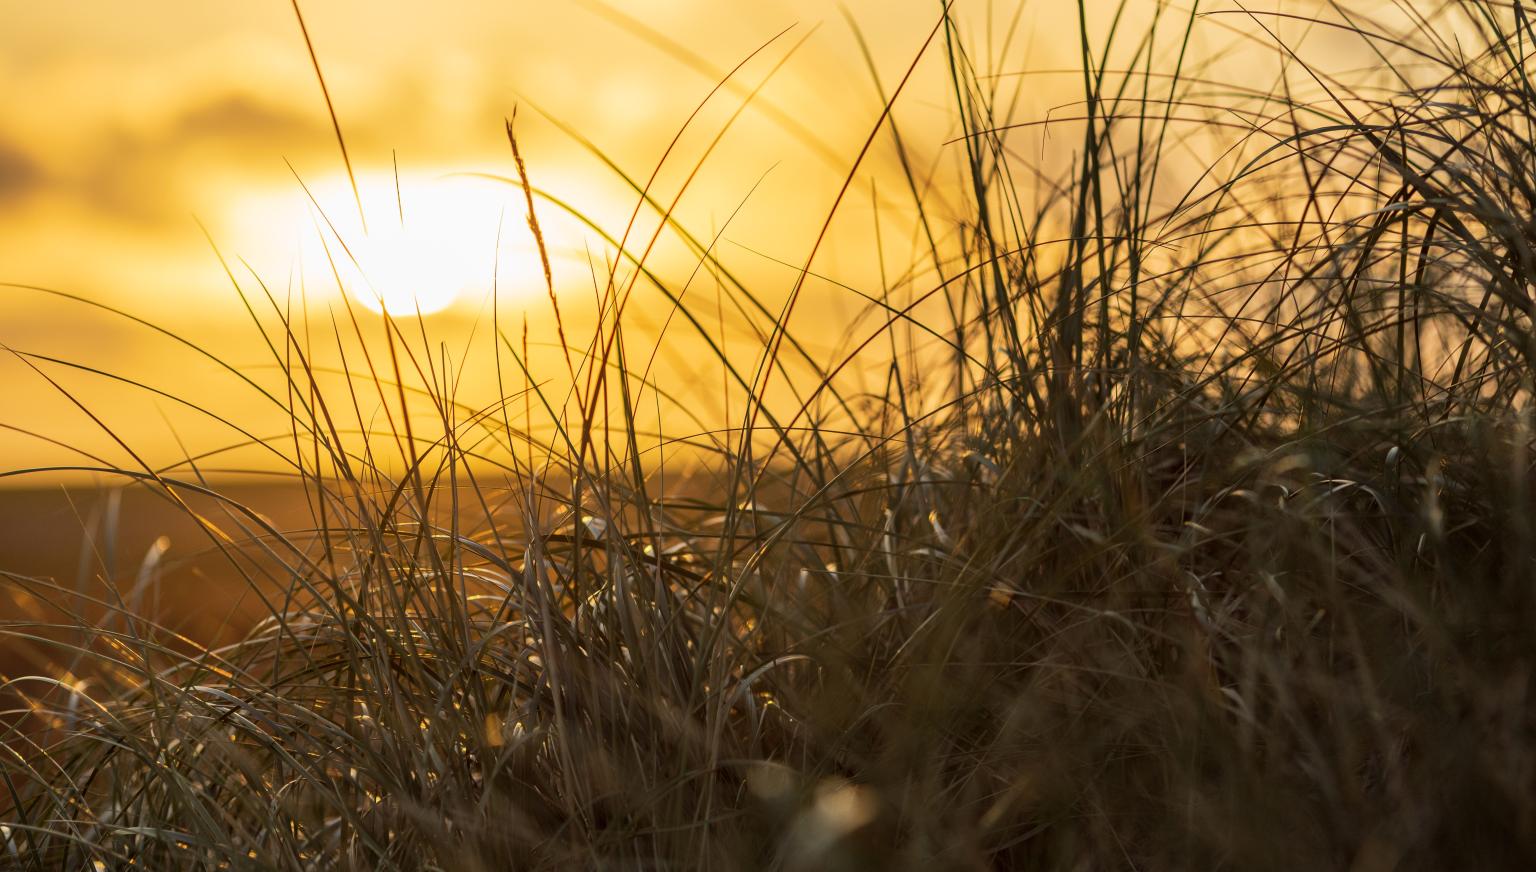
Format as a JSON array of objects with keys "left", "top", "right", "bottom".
[{"left": 5, "top": 2, "right": 1536, "bottom": 868}]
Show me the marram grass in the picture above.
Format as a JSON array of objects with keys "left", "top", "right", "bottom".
[{"left": 5, "top": 2, "right": 1536, "bottom": 869}]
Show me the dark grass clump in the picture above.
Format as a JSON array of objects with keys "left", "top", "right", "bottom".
[{"left": 4, "top": 2, "right": 1536, "bottom": 868}]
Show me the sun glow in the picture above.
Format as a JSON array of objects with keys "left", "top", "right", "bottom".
[
  {"left": 230, "top": 171, "right": 559, "bottom": 316},
  {"left": 345, "top": 210, "right": 481, "bottom": 316}
]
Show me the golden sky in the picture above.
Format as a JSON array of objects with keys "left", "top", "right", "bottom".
[
  {"left": 1, "top": 1, "right": 939, "bottom": 308},
  {"left": 0, "top": 2, "right": 990, "bottom": 477},
  {"left": 0, "top": 1, "right": 1355, "bottom": 482}
]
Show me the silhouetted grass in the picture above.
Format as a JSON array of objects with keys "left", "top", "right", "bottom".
[{"left": 4, "top": 1, "right": 1536, "bottom": 868}]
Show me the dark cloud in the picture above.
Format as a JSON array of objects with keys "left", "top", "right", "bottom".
[
  {"left": 170, "top": 94, "right": 324, "bottom": 147},
  {"left": 14, "top": 89, "right": 394, "bottom": 227},
  {"left": 62, "top": 94, "right": 329, "bottom": 224},
  {"left": 0, "top": 142, "right": 44, "bottom": 204}
]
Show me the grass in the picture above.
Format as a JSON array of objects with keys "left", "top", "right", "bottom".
[{"left": 4, "top": 1, "right": 1536, "bottom": 868}]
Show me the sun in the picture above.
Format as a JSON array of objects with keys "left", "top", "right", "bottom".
[
  {"left": 339, "top": 175, "right": 517, "bottom": 316},
  {"left": 347, "top": 211, "right": 479, "bottom": 316},
  {"left": 231, "top": 171, "right": 555, "bottom": 316}
]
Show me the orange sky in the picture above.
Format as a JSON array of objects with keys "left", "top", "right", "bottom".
[
  {"left": 0, "top": 2, "right": 1365, "bottom": 483},
  {"left": 1, "top": 1, "right": 948, "bottom": 309}
]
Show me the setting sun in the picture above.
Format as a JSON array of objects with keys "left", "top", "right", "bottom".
[
  {"left": 343, "top": 206, "right": 480, "bottom": 315},
  {"left": 231, "top": 170, "right": 562, "bottom": 316}
]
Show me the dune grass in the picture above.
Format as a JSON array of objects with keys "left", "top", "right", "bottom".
[{"left": 4, "top": 1, "right": 1536, "bottom": 868}]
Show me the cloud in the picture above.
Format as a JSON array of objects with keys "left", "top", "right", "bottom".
[
  {"left": 59, "top": 94, "right": 329, "bottom": 225},
  {"left": 169, "top": 94, "right": 323, "bottom": 146},
  {"left": 0, "top": 142, "right": 43, "bottom": 204}
]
